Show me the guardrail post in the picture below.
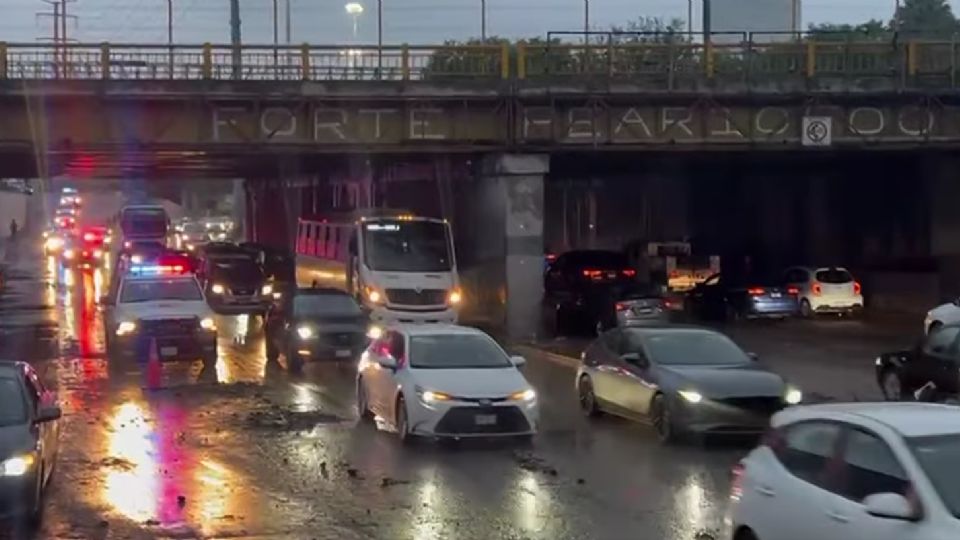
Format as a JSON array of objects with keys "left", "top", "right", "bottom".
[
  {"left": 517, "top": 42, "right": 526, "bottom": 80},
  {"left": 202, "top": 43, "right": 213, "bottom": 79},
  {"left": 401, "top": 44, "right": 410, "bottom": 81},
  {"left": 300, "top": 43, "right": 310, "bottom": 80},
  {"left": 0, "top": 42, "right": 6, "bottom": 80},
  {"left": 500, "top": 42, "right": 510, "bottom": 79},
  {"left": 805, "top": 41, "right": 816, "bottom": 78},
  {"left": 100, "top": 43, "right": 110, "bottom": 80}
]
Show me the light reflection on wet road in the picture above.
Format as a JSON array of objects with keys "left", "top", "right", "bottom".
[{"left": 3, "top": 251, "right": 746, "bottom": 540}]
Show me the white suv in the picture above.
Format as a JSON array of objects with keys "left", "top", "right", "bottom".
[
  {"left": 783, "top": 267, "right": 863, "bottom": 318},
  {"left": 725, "top": 403, "right": 960, "bottom": 540}
]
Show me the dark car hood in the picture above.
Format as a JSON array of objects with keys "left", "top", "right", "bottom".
[
  {"left": 296, "top": 315, "right": 366, "bottom": 333},
  {"left": 659, "top": 363, "right": 785, "bottom": 398},
  {"left": 0, "top": 424, "right": 34, "bottom": 460}
]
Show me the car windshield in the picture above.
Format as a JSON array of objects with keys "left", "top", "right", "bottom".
[
  {"left": 120, "top": 279, "right": 203, "bottom": 303},
  {"left": 362, "top": 221, "right": 452, "bottom": 272},
  {"left": 816, "top": 268, "right": 853, "bottom": 284},
  {"left": 907, "top": 434, "right": 960, "bottom": 518},
  {"left": 294, "top": 295, "right": 362, "bottom": 317},
  {"left": 0, "top": 377, "right": 27, "bottom": 426},
  {"left": 121, "top": 212, "right": 167, "bottom": 237},
  {"left": 410, "top": 334, "right": 512, "bottom": 369},
  {"left": 634, "top": 330, "right": 752, "bottom": 365},
  {"left": 210, "top": 258, "right": 263, "bottom": 281}
]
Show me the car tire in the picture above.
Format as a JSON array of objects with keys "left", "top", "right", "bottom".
[
  {"left": 928, "top": 321, "right": 943, "bottom": 335},
  {"left": 734, "top": 527, "right": 759, "bottom": 540},
  {"left": 881, "top": 370, "right": 904, "bottom": 401},
  {"left": 357, "top": 379, "right": 374, "bottom": 422},
  {"left": 27, "top": 466, "right": 44, "bottom": 529},
  {"left": 650, "top": 394, "right": 678, "bottom": 444},
  {"left": 578, "top": 375, "right": 601, "bottom": 418},
  {"left": 287, "top": 345, "right": 303, "bottom": 373},
  {"left": 395, "top": 395, "right": 413, "bottom": 444},
  {"left": 800, "top": 299, "right": 813, "bottom": 318}
]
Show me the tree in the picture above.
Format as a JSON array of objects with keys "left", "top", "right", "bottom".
[
  {"left": 897, "top": 0, "right": 960, "bottom": 37},
  {"left": 807, "top": 20, "right": 890, "bottom": 41}
]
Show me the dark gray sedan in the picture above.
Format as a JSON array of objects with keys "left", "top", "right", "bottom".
[
  {"left": 0, "top": 361, "right": 61, "bottom": 525},
  {"left": 576, "top": 326, "right": 802, "bottom": 443}
]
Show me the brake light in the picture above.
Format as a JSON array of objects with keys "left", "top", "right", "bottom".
[
  {"left": 812, "top": 282, "right": 822, "bottom": 296},
  {"left": 622, "top": 269, "right": 637, "bottom": 277},
  {"left": 747, "top": 287, "right": 765, "bottom": 296},
  {"left": 582, "top": 269, "right": 602, "bottom": 278},
  {"left": 615, "top": 302, "right": 629, "bottom": 312},
  {"left": 853, "top": 281, "right": 861, "bottom": 295},
  {"left": 787, "top": 287, "right": 799, "bottom": 295},
  {"left": 730, "top": 462, "right": 746, "bottom": 501}
]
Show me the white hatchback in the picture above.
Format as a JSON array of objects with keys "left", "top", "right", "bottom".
[
  {"left": 783, "top": 266, "right": 863, "bottom": 318},
  {"left": 725, "top": 402, "right": 960, "bottom": 540},
  {"left": 356, "top": 324, "right": 539, "bottom": 442}
]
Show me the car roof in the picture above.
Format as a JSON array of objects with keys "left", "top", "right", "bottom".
[
  {"left": 774, "top": 402, "right": 960, "bottom": 438},
  {"left": 121, "top": 273, "right": 198, "bottom": 283},
  {"left": 0, "top": 361, "right": 26, "bottom": 377},
  {"left": 390, "top": 324, "right": 488, "bottom": 337},
  {"left": 617, "top": 324, "right": 720, "bottom": 335}
]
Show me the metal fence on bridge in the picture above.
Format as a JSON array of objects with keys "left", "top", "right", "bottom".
[{"left": 0, "top": 36, "right": 957, "bottom": 89}]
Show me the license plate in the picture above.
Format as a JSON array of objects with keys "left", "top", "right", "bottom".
[
  {"left": 160, "top": 346, "right": 178, "bottom": 356},
  {"left": 475, "top": 414, "right": 497, "bottom": 426},
  {"left": 335, "top": 349, "right": 351, "bottom": 358},
  {"left": 770, "top": 292, "right": 782, "bottom": 298}
]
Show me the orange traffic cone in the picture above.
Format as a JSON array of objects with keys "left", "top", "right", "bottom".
[{"left": 146, "top": 338, "right": 163, "bottom": 390}]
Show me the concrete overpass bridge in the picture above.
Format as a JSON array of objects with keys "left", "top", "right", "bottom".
[{"left": 4, "top": 37, "right": 960, "bottom": 336}]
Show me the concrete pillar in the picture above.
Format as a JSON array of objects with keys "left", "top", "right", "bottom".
[
  {"left": 232, "top": 179, "right": 246, "bottom": 241},
  {"left": 462, "top": 154, "right": 549, "bottom": 339}
]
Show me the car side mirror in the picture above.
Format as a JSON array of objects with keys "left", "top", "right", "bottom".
[
  {"left": 864, "top": 493, "right": 917, "bottom": 521},
  {"left": 621, "top": 352, "right": 649, "bottom": 368},
  {"left": 378, "top": 356, "right": 397, "bottom": 370},
  {"left": 35, "top": 405, "right": 62, "bottom": 424},
  {"left": 510, "top": 355, "right": 526, "bottom": 368},
  {"left": 747, "top": 352, "right": 759, "bottom": 361}
]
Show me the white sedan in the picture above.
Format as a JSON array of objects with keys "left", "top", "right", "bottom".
[
  {"left": 924, "top": 301, "right": 960, "bottom": 334},
  {"left": 726, "top": 402, "right": 960, "bottom": 540},
  {"left": 356, "top": 324, "right": 539, "bottom": 442}
]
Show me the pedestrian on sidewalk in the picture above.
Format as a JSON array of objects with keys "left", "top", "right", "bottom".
[{"left": 8, "top": 219, "right": 17, "bottom": 239}]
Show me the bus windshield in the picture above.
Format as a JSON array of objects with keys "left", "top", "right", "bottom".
[
  {"left": 362, "top": 221, "right": 453, "bottom": 273},
  {"left": 121, "top": 208, "right": 168, "bottom": 237}
]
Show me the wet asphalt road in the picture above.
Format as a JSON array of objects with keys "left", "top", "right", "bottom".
[{"left": 0, "top": 243, "right": 917, "bottom": 540}]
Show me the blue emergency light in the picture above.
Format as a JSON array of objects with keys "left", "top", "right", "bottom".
[{"left": 128, "top": 264, "right": 185, "bottom": 276}]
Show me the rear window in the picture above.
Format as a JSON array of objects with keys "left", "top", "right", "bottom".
[
  {"left": 210, "top": 258, "right": 263, "bottom": 281},
  {"left": 564, "top": 251, "right": 628, "bottom": 269},
  {"left": 816, "top": 269, "right": 853, "bottom": 284},
  {"left": 0, "top": 377, "right": 27, "bottom": 426}
]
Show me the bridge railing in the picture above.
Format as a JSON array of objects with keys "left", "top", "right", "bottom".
[{"left": 0, "top": 39, "right": 957, "bottom": 88}]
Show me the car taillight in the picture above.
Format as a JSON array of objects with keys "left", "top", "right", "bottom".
[
  {"left": 747, "top": 287, "right": 765, "bottom": 296},
  {"left": 622, "top": 269, "right": 637, "bottom": 278},
  {"left": 812, "top": 282, "right": 822, "bottom": 296},
  {"left": 615, "top": 302, "right": 629, "bottom": 312},
  {"left": 787, "top": 287, "right": 799, "bottom": 295},
  {"left": 853, "top": 281, "right": 861, "bottom": 295},
  {"left": 582, "top": 269, "right": 602, "bottom": 279},
  {"left": 730, "top": 461, "right": 746, "bottom": 501}
]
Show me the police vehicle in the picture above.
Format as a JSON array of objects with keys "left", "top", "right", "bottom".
[{"left": 102, "top": 264, "right": 218, "bottom": 367}]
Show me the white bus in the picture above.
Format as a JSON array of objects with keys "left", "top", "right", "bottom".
[{"left": 295, "top": 211, "right": 461, "bottom": 325}]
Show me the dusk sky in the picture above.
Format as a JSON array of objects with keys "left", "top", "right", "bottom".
[{"left": 0, "top": 0, "right": 946, "bottom": 45}]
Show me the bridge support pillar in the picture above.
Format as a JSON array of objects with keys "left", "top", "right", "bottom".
[{"left": 459, "top": 154, "right": 549, "bottom": 340}]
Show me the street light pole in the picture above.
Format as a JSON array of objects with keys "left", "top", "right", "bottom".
[
  {"left": 687, "top": 0, "right": 692, "bottom": 35},
  {"left": 285, "top": 0, "right": 292, "bottom": 43},
  {"left": 584, "top": 0, "right": 590, "bottom": 43},
  {"left": 377, "top": 0, "right": 383, "bottom": 76},
  {"left": 481, "top": 0, "right": 486, "bottom": 41},
  {"left": 166, "top": 0, "right": 174, "bottom": 76}
]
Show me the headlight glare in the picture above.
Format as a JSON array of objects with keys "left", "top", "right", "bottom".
[
  {"left": 785, "top": 387, "right": 803, "bottom": 405},
  {"left": 116, "top": 321, "right": 137, "bottom": 336},
  {"left": 421, "top": 390, "right": 453, "bottom": 403},
  {"left": 0, "top": 455, "right": 35, "bottom": 477},
  {"left": 509, "top": 389, "right": 537, "bottom": 402},
  {"left": 367, "top": 325, "right": 383, "bottom": 340},
  {"left": 211, "top": 284, "right": 225, "bottom": 295},
  {"left": 448, "top": 289, "right": 463, "bottom": 305},
  {"left": 200, "top": 317, "right": 216, "bottom": 331},
  {"left": 678, "top": 390, "right": 703, "bottom": 404},
  {"left": 297, "top": 326, "right": 314, "bottom": 340},
  {"left": 366, "top": 287, "right": 384, "bottom": 304},
  {"left": 261, "top": 284, "right": 273, "bottom": 295},
  {"left": 63, "top": 249, "right": 75, "bottom": 259}
]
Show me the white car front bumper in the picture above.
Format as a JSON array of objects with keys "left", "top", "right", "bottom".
[
  {"left": 369, "top": 306, "right": 458, "bottom": 325},
  {"left": 406, "top": 395, "right": 539, "bottom": 438}
]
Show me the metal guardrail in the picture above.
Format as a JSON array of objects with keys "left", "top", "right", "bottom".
[{"left": 0, "top": 39, "right": 956, "bottom": 88}]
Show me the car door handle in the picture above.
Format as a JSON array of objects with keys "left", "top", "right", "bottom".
[
  {"left": 826, "top": 511, "right": 849, "bottom": 523},
  {"left": 755, "top": 485, "right": 776, "bottom": 497}
]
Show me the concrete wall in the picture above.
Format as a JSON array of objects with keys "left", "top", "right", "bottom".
[{"left": 0, "top": 192, "right": 28, "bottom": 238}]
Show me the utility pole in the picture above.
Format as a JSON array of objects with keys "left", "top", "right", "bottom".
[
  {"left": 37, "top": 0, "right": 77, "bottom": 77},
  {"left": 272, "top": 0, "right": 279, "bottom": 70},
  {"left": 230, "top": 0, "right": 241, "bottom": 79},
  {"left": 584, "top": 0, "right": 590, "bottom": 43},
  {"left": 687, "top": 0, "right": 693, "bottom": 35},
  {"left": 167, "top": 0, "right": 174, "bottom": 76},
  {"left": 377, "top": 0, "right": 383, "bottom": 73},
  {"left": 702, "top": 0, "right": 712, "bottom": 44},
  {"left": 284, "top": 0, "right": 291, "bottom": 43},
  {"left": 481, "top": 0, "right": 486, "bottom": 41}
]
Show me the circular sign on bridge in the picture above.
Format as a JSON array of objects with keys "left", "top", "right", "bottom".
[{"left": 802, "top": 116, "right": 833, "bottom": 147}]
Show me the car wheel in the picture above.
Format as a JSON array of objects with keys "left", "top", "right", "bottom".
[
  {"left": 287, "top": 345, "right": 303, "bottom": 373},
  {"left": 881, "top": 370, "right": 904, "bottom": 401},
  {"left": 734, "top": 527, "right": 759, "bottom": 540},
  {"left": 27, "top": 466, "right": 44, "bottom": 529},
  {"left": 395, "top": 395, "right": 413, "bottom": 444},
  {"left": 800, "top": 299, "right": 813, "bottom": 318},
  {"left": 357, "top": 379, "right": 374, "bottom": 422},
  {"left": 928, "top": 321, "right": 943, "bottom": 335},
  {"left": 578, "top": 375, "right": 601, "bottom": 418},
  {"left": 650, "top": 394, "right": 678, "bottom": 444}
]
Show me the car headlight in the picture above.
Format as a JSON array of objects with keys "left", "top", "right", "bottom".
[
  {"left": 0, "top": 455, "right": 35, "bottom": 477},
  {"left": 261, "top": 284, "right": 273, "bottom": 296},
  {"left": 297, "top": 326, "right": 314, "bottom": 340},
  {"left": 417, "top": 387, "right": 453, "bottom": 403},
  {"left": 211, "top": 284, "right": 225, "bottom": 295},
  {"left": 678, "top": 390, "right": 703, "bottom": 404},
  {"left": 272, "top": 291, "right": 282, "bottom": 300},
  {"left": 116, "top": 321, "right": 137, "bottom": 336},
  {"left": 93, "top": 249, "right": 103, "bottom": 258},
  {"left": 508, "top": 389, "right": 537, "bottom": 402},
  {"left": 784, "top": 386, "right": 803, "bottom": 405},
  {"left": 366, "top": 287, "right": 384, "bottom": 304},
  {"left": 63, "top": 249, "right": 75, "bottom": 259},
  {"left": 448, "top": 289, "right": 463, "bottom": 306},
  {"left": 200, "top": 317, "right": 216, "bottom": 331},
  {"left": 366, "top": 325, "right": 383, "bottom": 340}
]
